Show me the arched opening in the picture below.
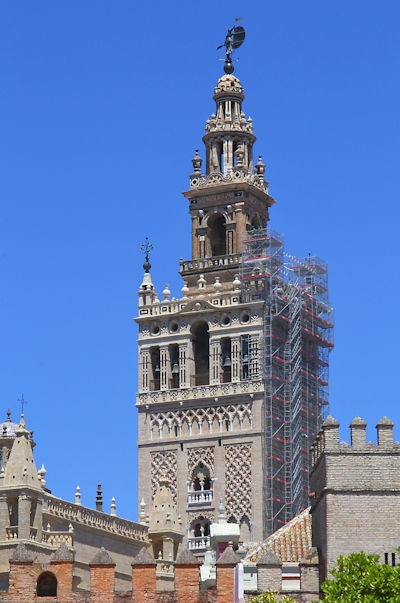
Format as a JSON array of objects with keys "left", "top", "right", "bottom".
[
  {"left": 192, "top": 463, "right": 212, "bottom": 492},
  {"left": 169, "top": 344, "right": 179, "bottom": 389},
  {"left": 221, "top": 338, "right": 232, "bottom": 383},
  {"left": 150, "top": 347, "right": 160, "bottom": 391},
  {"left": 37, "top": 572, "right": 57, "bottom": 597},
  {"left": 189, "top": 516, "right": 211, "bottom": 550},
  {"left": 193, "top": 322, "right": 209, "bottom": 386},
  {"left": 208, "top": 214, "right": 226, "bottom": 257}
]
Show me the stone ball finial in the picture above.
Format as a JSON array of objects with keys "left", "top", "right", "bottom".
[
  {"left": 162, "top": 284, "right": 171, "bottom": 301},
  {"left": 224, "top": 58, "right": 234, "bottom": 74}
]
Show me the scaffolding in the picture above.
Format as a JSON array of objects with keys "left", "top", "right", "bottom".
[{"left": 240, "top": 227, "right": 334, "bottom": 537}]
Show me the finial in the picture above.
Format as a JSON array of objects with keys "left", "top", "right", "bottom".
[
  {"left": 96, "top": 483, "right": 103, "bottom": 512},
  {"left": 218, "top": 498, "right": 227, "bottom": 524},
  {"left": 162, "top": 284, "right": 171, "bottom": 301},
  {"left": 6, "top": 409, "right": 11, "bottom": 422},
  {"left": 139, "top": 498, "right": 147, "bottom": 525},
  {"left": 255, "top": 156, "right": 266, "bottom": 178},
  {"left": 75, "top": 485, "right": 81, "bottom": 505},
  {"left": 141, "top": 238, "right": 153, "bottom": 273},
  {"left": 192, "top": 150, "right": 203, "bottom": 173},
  {"left": 217, "top": 20, "right": 246, "bottom": 75},
  {"left": 38, "top": 464, "right": 46, "bottom": 489},
  {"left": 110, "top": 497, "right": 116, "bottom": 516}
]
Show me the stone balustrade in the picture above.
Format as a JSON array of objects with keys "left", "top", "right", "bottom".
[
  {"left": 187, "top": 490, "right": 213, "bottom": 505},
  {"left": 137, "top": 378, "right": 263, "bottom": 405},
  {"left": 44, "top": 496, "right": 148, "bottom": 541},
  {"left": 188, "top": 536, "right": 210, "bottom": 550}
]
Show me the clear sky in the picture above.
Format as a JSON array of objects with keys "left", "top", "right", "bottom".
[{"left": 1, "top": 1, "right": 399, "bottom": 522}]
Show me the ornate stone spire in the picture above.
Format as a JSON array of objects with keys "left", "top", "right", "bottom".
[{"left": 3, "top": 415, "right": 40, "bottom": 489}]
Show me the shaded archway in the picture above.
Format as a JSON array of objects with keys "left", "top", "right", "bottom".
[
  {"left": 192, "top": 322, "right": 209, "bottom": 386},
  {"left": 208, "top": 214, "right": 226, "bottom": 257},
  {"left": 37, "top": 572, "right": 57, "bottom": 597}
]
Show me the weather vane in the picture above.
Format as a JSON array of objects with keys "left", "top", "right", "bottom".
[
  {"left": 18, "top": 393, "right": 27, "bottom": 414},
  {"left": 141, "top": 237, "right": 153, "bottom": 273},
  {"left": 217, "top": 18, "right": 246, "bottom": 74}
]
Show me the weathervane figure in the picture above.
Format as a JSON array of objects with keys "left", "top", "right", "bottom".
[
  {"left": 18, "top": 393, "right": 27, "bottom": 414},
  {"left": 217, "top": 19, "right": 246, "bottom": 74},
  {"left": 141, "top": 237, "right": 153, "bottom": 273}
]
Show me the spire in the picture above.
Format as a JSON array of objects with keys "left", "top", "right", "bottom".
[
  {"left": 3, "top": 415, "right": 40, "bottom": 489},
  {"left": 138, "top": 238, "right": 157, "bottom": 308},
  {"left": 148, "top": 475, "right": 182, "bottom": 538}
]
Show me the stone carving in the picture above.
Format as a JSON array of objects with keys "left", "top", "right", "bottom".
[
  {"left": 187, "top": 510, "right": 215, "bottom": 523},
  {"left": 151, "top": 451, "right": 177, "bottom": 503},
  {"left": 225, "top": 444, "right": 252, "bottom": 522},
  {"left": 187, "top": 447, "right": 215, "bottom": 480},
  {"left": 149, "top": 403, "right": 252, "bottom": 439}
]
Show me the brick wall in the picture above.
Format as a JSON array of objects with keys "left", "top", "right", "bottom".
[{"left": 310, "top": 415, "right": 400, "bottom": 576}]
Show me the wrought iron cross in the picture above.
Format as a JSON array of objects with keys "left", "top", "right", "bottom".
[{"left": 18, "top": 394, "right": 27, "bottom": 414}]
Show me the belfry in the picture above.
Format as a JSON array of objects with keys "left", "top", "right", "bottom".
[{"left": 136, "top": 62, "right": 334, "bottom": 547}]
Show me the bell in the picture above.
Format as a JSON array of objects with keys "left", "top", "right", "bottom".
[
  {"left": 154, "top": 363, "right": 160, "bottom": 373},
  {"left": 242, "top": 354, "right": 249, "bottom": 364},
  {"left": 222, "top": 355, "right": 232, "bottom": 368},
  {"left": 171, "top": 362, "right": 179, "bottom": 375}
]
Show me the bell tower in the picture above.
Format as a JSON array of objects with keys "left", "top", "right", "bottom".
[
  {"left": 135, "top": 68, "right": 273, "bottom": 550},
  {"left": 182, "top": 73, "right": 275, "bottom": 292},
  {"left": 136, "top": 30, "right": 333, "bottom": 547}
]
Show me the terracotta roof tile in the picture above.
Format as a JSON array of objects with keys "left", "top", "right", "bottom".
[{"left": 243, "top": 507, "right": 312, "bottom": 563}]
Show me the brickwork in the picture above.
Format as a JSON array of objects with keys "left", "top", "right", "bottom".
[{"left": 310, "top": 415, "right": 400, "bottom": 578}]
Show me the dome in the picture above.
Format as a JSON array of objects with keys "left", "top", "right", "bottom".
[{"left": 0, "top": 411, "right": 19, "bottom": 437}]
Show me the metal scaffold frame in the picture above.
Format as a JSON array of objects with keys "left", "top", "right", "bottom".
[{"left": 240, "top": 227, "right": 334, "bottom": 537}]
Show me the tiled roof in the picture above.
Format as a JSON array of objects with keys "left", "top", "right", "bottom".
[{"left": 243, "top": 507, "right": 312, "bottom": 563}]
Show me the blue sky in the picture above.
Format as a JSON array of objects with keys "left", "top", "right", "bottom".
[{"left": 0, "top": 1, "right": 399, "bottom": 522}]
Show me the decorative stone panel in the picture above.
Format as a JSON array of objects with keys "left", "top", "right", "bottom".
[{"left": 224, "top": 443, "right": 252, "bottom": 522}]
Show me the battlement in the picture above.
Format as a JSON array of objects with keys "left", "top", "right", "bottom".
[{"left": 311, "top": 415, "right": 399, "bottom": 467}]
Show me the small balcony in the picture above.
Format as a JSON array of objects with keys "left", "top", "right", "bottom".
[
  {"left": 187, "top": 490, "right": 213, "bottom": 505},
  {"left": 188, "top": 536, "right": 210, "bottom": 551}
]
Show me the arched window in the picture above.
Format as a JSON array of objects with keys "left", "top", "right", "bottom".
[
  {"left": 208, "top": 214, "right": 226, "bottom": 257},
  {"left": 192, "top": 322, "right": 209, "bottom": 386},
  {"left": 37, "top": 572, "right": 57, "bottom": 597}
]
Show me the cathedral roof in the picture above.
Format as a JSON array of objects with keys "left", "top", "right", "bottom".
[
  {"left": 0, "top": 410, "right": 19, "bottom": 437},
  {"left": 243, "top": 507, "right": 312, "bottom": 563}
]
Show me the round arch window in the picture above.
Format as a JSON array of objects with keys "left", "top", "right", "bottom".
[{"left": 37, "top": 572, "right": 57, "bottom": 597}]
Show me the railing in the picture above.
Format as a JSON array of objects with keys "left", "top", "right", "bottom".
[
  {"left": 180, "top": 253, "right": 242, "bottom": 274},
  {"left": 6, "top": 527, "right": 18, "bottom": 540},
  {"left": 156, "top": 559, "right": 174, "bottom": 575},
  {"left": 137, "top": 378, "right": 263, "bottom": 406},
  {"left": 5, "top": 527, "right": 39, "bottom": 541},
  {"left": 44, "top": 496, "right": 147, "bottom": 541},
  {"left": 41, "top": 531, "right": 73, "bottom": 547},
  {"left": 188, "top": 490, "right": 213, "bottom": 505},
  {"left": 188, "top": 536, "right": 210, "bottom": 550}
]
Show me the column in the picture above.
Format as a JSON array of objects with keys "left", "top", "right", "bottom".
[
  {"left": 225, "top": 223, "right": 236, "bottom": 255},
  {"left": 191, "top": 215, "right": 199, "bottom": 259},
  {"left": 140, "top": 349, "right": 151, "bottom": 393},
  {"left": 179, "top": 344, "right": 189, "bottom": 388},
  {"left": 0, "top": 495, "right": 8, "bottom": 540},
  {"left": 231, "top": 338, "right": 240, "bottom": 382},
  {"left": 249, "top": 335, "right": 260, "bottom": 379},
  {"left": 33, "top": 496, "right": 43, "bottom": 542},
  {"left": 160, "top": 347, "right": 169, "bottom": 391},
  {"left": 18, "top": 493, "right": 31, "bottom": 540},
  {"left": 210, "top": 339, "right": 221, "bottom": 385}
]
